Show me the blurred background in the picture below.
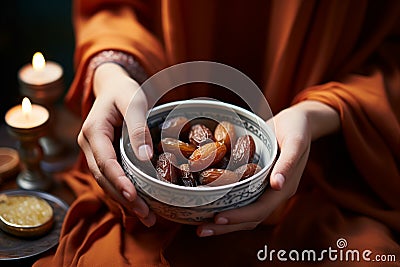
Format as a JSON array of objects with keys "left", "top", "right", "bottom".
[{"left": 1, "top": 0, "right": 74, "bottom": 122}]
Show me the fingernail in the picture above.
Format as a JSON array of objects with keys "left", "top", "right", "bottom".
[
  {"left": 199, "top": 229, "right": 214, "bottom": 237},
  {"left": 274, "top": 173, "right": 286, "bottom": 189},
  {"left": 142, "top": 221, "right": 153, "bottom": 228},
  {"left": 215, "top": 217, "right": 228, "bottom": 225},
  {"left": 141, "top": 213, "right": 156, "bottom": 228},
  {"left": 133, "top": 207, "right": 147, "bottom": 218},
  {"left": 122, "top": 190, "right": 133, "bottom": 202},
  {"left": 138, "top": 144, "right": 152, "bottom": 160}
]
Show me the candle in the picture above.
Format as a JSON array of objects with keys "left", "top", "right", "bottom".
[
  {"left": 18, "top": 52, "right": 63, "bottom": 86},
  {"left": 5, "top": 97, "right": 49, "bottom": 129},
  {"left": 4, "top": 97, "right": 52, "bottom": 191},
  {"left": 17, "top": 52, "right": 66, "bottom": 164}
]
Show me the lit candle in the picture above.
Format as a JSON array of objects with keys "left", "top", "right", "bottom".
[
  {"left": 18, "top": 52, "right": 63, "bottom": 86},
  {"left": 4, "top": 97, "right": 52, "bottom": 191},
  {"left": 5, "top": 97, "right": 49, "bottom": 129},
  {"left": 17, "top": 52, "right": 66, "bottom": 164}
]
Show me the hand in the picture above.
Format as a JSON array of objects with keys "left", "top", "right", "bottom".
[
  {"left": 77, "top": 63, "right": 156, "bottom": 227},
  {"left": 196, "top": 101, "right": 340, "bottom": 237}
]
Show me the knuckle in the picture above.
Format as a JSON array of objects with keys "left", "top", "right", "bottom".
[
  {"left": 93, "top": 172, "right": 103, "bottom": 183},
  {"left": 78, "top": 116, "right": 105, "bottom": 148},
  {"left": 129, "top": 123, "right": 148, "bottom": 140},
  {"left": 91, "top": 169, "right": 104, "bottom": 186},
  {"left": 130, "top": 122, "right": 147, "bottom": 133},
  {"left": 81, "top": 120, "right": 95, "bottom": 136},
  {"left": 77, "top": 131, "right": 85, "bottom": 148}
]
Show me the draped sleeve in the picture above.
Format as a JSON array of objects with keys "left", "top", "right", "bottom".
[
  {"left": 293, "top": 15, "right": 400, "bottom": 224},
  {"left": 65, "top": 0, "right": 166, "bottom": 117}
]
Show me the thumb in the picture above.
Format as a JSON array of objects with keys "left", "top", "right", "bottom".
[
  {"left": 129, "top": 122, "right": 153, "bottom": 161},
  {"left": 269, "top": 137, "right": 306, "bottom": 191},
  {"left": 123, "top": 88, "right": 153, "bottom": 161},
  {"left": 269, "top": 153, "right": 287, "bottom": 191}
]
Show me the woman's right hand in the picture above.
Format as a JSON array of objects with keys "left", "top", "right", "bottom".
[{"left": 77, "top": 62, "right": 156, "bottom": 227}]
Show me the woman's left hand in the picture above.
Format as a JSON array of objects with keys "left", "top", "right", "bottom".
[{"left": 196, "top": 101, "right": 340, "bottom": 237}]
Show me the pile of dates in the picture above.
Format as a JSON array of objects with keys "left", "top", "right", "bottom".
[{"left": 153, "top": 116, "right": 262, "bottom": 187}]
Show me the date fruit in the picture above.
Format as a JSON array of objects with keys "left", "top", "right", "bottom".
[
  {"left": 161, "top": 116, "right": 190, "bottom": 139},
  {"left": 212, "top": 155, "right": 230, "bottom": 169},
  {"left": 188, "top": 124, "right": 214, "bottom": 147},
  {"left": 188, "top": 141, "right": 227, "bottom": 172},
  {"left": 151, "top": 117, "right": 260, "bottom": 187},
  {"left": 234, "top": 163, "right": 262, "bottom": 180},
  {"left": 199, "top": 168, "right": 238, "bottom": 186},
  {"left": 158, "top": 138, "right": 196, "bottom": 158},
  {"left": 179, "top": 164, "right": 198, "bottom": 187},
  {"left": 156, "top": 152, "right": 178, "bottom": 184},
  {"left": 214, "top": 121, "right": 236, "bottom": 151},
  {"left": 231, "top": 135, "right": 255, "bottom": 168}
]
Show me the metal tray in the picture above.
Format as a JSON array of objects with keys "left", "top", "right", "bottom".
[{"left": 0, "top": 189, "right": 69, "bottom": 261}]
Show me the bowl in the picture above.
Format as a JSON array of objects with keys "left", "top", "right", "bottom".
[{"left": 120, "top": 99, "right": 277, "bottom": 224}]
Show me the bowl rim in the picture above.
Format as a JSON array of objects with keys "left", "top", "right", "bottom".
[{"left": 120, "top": 99, "right": 278, "bottom": 192}]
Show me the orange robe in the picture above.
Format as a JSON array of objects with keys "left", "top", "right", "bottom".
[{"left": 35, "top": 1, "right": 400, "bottom": 266}]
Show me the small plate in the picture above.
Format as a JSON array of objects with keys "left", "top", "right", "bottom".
[{"left": 0, "top": 190, "right": 69, "bottom": 261}]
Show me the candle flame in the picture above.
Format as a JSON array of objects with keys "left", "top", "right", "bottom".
[
  {"left": 32, "top": 52, "right": 46, "bottom": 70},
  {"left": 22, "top": 97, "right": 32, "bottom": 116}
]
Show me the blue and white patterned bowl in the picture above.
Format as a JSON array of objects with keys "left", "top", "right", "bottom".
[{"left": 120, "top": 99, "right": 277, "bottom": 225}]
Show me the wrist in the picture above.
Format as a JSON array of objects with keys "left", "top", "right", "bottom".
[
  {"left": 93, "top": 63, "right": 134, "bottom": 97},
  {"left": 293, "top": 100, "right": 340, "bottom": 141},
  {"left": 86, "top": 50, "right": 148, "bottom": 98}
]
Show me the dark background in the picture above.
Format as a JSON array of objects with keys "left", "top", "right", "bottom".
[{"left": 1, "top": 0, "right": 74, "bottom": 123}]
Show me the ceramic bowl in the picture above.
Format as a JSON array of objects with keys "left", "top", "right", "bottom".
[{"left": 120, "top": 99, "right": 277, "bottom": 224}]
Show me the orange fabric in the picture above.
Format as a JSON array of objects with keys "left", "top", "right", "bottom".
[{"left": 35, "top": 0, "right": 400, "bottom": 266}]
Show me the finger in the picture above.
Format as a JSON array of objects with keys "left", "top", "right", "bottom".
[
  {"left": 139, "top": 211, "right": 157, "bottom": 228},
  {"left": 208, "top": 148, "right": 309, "bottom": 231},
  {"left": 78, "top": 131, "right": 107, "bottom": 188},
  {"left": 196, "top": 188, "right": 286, "bottom": 236},
  {"left": 84, "top": 118, "right": 137, "bottom": 199},
  {"left": 122, "top": 89, "right": 153, "bottom": 161},
  {"left": 222, "top": 187, "right": 284, "bottom": 224},
  {"left": 197, "top": 222, "right": 257, "bottom": 237},
  {"left": 101, "top": 157, "right": 150, "bottom": 216},
  {"left": 79, "top": 131, "right": 133, "bottom": 207},
  {"left": 79, "top": 132, "right": 156, "bottom": 226},
  {"left": 270, "top": 135, "right": 308, "bottom": 190}
]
